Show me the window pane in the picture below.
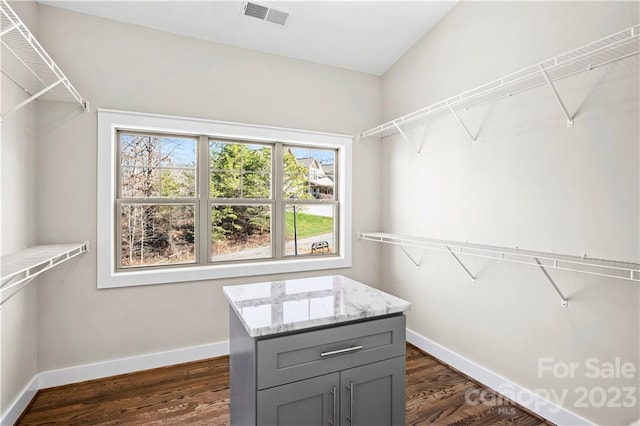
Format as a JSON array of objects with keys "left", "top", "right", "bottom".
[
  {"left": 161, "top": 169, "right": 196, "bottom": 197},
  {"left": 120, "top": 133, "right": 196, "bottom": 198},
  {"left": 283, "top": 147, "right": 335, "bottom": 200},
  {"left": 210, "top": 141, "right": 272, "bottom": 199},
  {"left": 120, "top": 204, "right": 195, "bottom": 268},
  {"left": 285, "top": 204, "right": 335, "bottom": 256},
  {"left": 160, "top": 137, "right": 197, "bottom": 168},
  {"left": 243, "top": 173, "right": 271, "bottom": 198},
  {"left": 211, "top": 205, "right": 271, "bottom": 262},
  {"left": 120, "top": 134, "right": 156, "bottom": 169},
  {"left": 121, "top": 167, "right": 160, "bottom": 197},
  {"left": 210, "top": 171, "right": 242, "bottom": 198}
]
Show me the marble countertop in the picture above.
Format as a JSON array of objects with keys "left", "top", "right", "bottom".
[{"left": 223, "top": 275, "right": 411, "bottom": 337}]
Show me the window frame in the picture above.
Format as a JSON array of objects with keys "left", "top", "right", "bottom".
[{"left": 97, "top": 109, "right": 352, "bottom": 288}]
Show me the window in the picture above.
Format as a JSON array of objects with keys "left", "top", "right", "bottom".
[
  {"left": 98, "top": 110, "right": 352, "bottom": 288},
  {"left": 118, "top": 133, "right": 198, "bottom": 268},
  {"left": 209, "top": 140, "right": 273, "bottom": 262}
]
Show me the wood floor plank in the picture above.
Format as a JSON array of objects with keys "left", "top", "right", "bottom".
[{"left": 17, "top": 344, "right": 552, "bottom": 425}]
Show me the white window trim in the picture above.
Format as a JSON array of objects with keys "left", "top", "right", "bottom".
[{"left": 97, "top": 109, "right": 352, "bottom": 289}]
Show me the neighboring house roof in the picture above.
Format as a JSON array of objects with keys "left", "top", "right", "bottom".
[
  {"left": 291, "top": 152, "right": 334, "bottom": 188},
  {"left": 295, "top": 157, "right": 315, "bottom": 168},
  {"left": 321, "top": 164, "right": 334, "bottom": 176},
  {"left": 310, "top": 176, "right": 334, "bottom": 187}
]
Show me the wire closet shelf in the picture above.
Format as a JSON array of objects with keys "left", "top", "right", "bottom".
[
  {"left": 360, "top": 24, "right": 640, "bottom": 139},
  {"left": 1, "top": 243, "right": 88, "bottom": 306},
  {"left": 0, "top": 0, "right": 88, "bottom": 119},
  {"left": 360, "top": 232, "right": 640, "bottom": 283}
]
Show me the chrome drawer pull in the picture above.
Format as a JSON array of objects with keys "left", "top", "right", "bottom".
[
  {"left": 331, "top": 386, "right": 337, "bottom": 426},
  {"left": 347, "top": 382, "right": 355, "bottom": 423},
  {"left": 320, "top": 345, "right": 364, "bottom": 357}
]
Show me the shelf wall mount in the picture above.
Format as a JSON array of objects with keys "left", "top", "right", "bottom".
[
  {"left": 399, "top": 246, "right": 422, "bottom": 267},
  {"left": 444, "top": 100, "right": 478, "bottom": 144},
  {"left": 392, "top": 121, "right": 427, "bottom": 154},
  {"left": 534, "top": 257, "right": 568, "bottom": 307},
  {"left": 446, "top": 245, "right": 477, "bottom": 283},
  {"left": 1, "top": 0, "right": 89, "bottom": 120},
  {"left": 540, "top": 65, "right": 574, "bottom": 128}
]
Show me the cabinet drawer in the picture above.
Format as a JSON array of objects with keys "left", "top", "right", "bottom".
[{"left": 257, "top": 314, "right": 405, "bottom": 389}]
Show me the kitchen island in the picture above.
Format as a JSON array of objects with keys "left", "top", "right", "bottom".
[{"left": 223, "top": 275, "right": 411, "bottom": 426}]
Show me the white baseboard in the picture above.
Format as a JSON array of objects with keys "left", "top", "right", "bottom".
[
  {"left": 406, "top": 329, "right": 593, "bottom": 426},
  {"left": 1, "top": 340, "right": 229, "bottom": 426},
  {"left": 1, "top": 375, "right": 39, "bottom": 426},
  {"left": 38, "top": 340, "right": 229, "bottom": 389}
]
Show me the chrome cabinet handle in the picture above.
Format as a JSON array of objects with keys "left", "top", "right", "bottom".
[
  {"left": 330, "top": 386, "right": 337, "bottom": 426},
  {"left": 320, "top": 345, "right": 364, "bottom": 358},
  {"left": 346, "top": 382, "right": 355, "bottom": 423}
]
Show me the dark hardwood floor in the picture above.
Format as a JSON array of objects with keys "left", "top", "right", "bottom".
[{"left": 17, "top": 344, "right": 552, "bottom": 425}]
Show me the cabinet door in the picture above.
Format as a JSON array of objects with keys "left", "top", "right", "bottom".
[
  {"left": 257, "top": 372, "right": 339, "bottom": 426},
  {"left": 340, "top": 357, "right": 406, "bottom": 426}
]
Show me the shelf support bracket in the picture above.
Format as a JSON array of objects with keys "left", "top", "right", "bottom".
[
  {"left": 0, "top": 279, "right": 32, "bottom": 307},
  {"left": 416, "top": 122, "right": 428, "bottom": 154},
  {"left": 541, "top": 66, "right": 574, "bottom": 128},
  {"left": 446, "top": 246, "right": 476, "bottom": 283},
  {"left": 399, "top": 246, "right": 421, "bottom": 267},
  {"left": 392, "top": 122, "right": 425, "bottom": 154},
  {"left": 534, "top": 258, "right": 568, "bottom": 307},
  {"left": 445, "top": 100, "right": 477, "bottom": 144},
  {"left": 0, "top": 79, "right": 63, "bottom": 119},
  {"left": 0, "top": 22, "right": 18, "bottom": 37}
]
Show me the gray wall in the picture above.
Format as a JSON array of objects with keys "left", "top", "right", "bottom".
[
  {"left": 1, "top": 0, "right": 40, "bottom": 414},
  {"left": 34, "top": 4, "right": 382, "bottom": 374},
  {"left": 381, "top": 2, "right": 639, "bottom": 424}
]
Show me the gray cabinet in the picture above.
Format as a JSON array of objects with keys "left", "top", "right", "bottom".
[
  {"left": 257, "top": 357, "right": 405, "bottom": 426},
  {"left": 230, "top": 309, "right": 406, "bottom": 426},
  {"left": 340, "top": 357, "right": 405, "bottom": 426},
  {"left": 257, "top": 373, "right": 339, "bottom": 426}
]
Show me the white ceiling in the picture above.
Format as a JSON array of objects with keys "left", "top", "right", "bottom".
[{"left": 38, "top": 1, "right": 457, "bottom": 75}]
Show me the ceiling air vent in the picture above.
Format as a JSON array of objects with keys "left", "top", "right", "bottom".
[{"left": 242, "top": 2, "right": 290, "bottom": 26}]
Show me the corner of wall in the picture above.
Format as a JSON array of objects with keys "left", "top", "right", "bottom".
[{"left": 1, "top": 0, "right": 41, "bottom": 420}]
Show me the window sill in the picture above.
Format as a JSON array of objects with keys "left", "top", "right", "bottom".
[{"left": 97, "top": 255, "right": 351, "bottom": 288}]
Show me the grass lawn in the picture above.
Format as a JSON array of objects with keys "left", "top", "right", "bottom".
[{"left": 285, "top": 211, "right": 333, "bottom": 239}]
